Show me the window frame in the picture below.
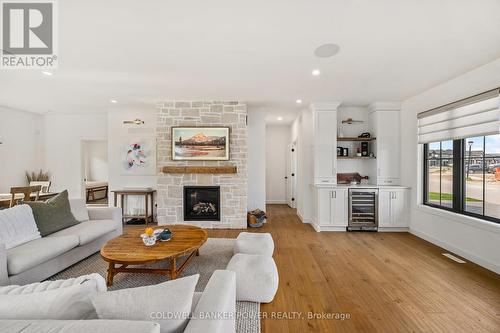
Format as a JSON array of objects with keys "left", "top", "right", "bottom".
[{"left": 423, "top": 137, "right": 500, "bottom": 224}]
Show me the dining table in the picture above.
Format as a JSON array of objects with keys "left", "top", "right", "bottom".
[{"left": 0, "top": 192, "right": 59, "bottom": 208}]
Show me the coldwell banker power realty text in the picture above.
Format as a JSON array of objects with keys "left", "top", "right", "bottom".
[{"left": 1, "top": 0, "right": 57, "bottom": 69}]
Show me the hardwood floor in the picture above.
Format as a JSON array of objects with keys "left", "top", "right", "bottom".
[{"left": 207, "top": 204, "right": 500, "bottom": 333}]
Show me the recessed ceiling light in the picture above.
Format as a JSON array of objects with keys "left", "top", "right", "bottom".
[
  {"left": 296, "top": 99, "right": 302, "bottom": 104},
  {"left": 41, "top": 71, "right": 53, "bottom": 76},
  {"left": 110, "top": 99, "right": 118, "bottom": 104},
  {"left": 314, "top": 43, "right": 340, "bottom": 58},
  {"left": 277, "top": 117, "right": 283, "bottom": 121},
  {"left": 312, "top": 69, "right": 320, "bottom": 76}
]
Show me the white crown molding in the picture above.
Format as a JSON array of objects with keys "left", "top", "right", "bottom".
[
  {"left": 368, "top": 101, "right": 402, "bottom": 113},
  {"left": 309, "top": 101, "right": 342, "bottom": 111}
]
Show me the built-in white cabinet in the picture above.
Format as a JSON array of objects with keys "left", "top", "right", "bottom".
[
  {"left": 313, "top": 188, "right": 348, "bottom": 231},
  {"left": 312, "top": 103, "right": 341, "bottom": 185},
  {"left": 369, "top": 103, "right": 401, "bottom": 185},
  {"left": 378, "top": 188, "right": 409, "bottom": 230}
]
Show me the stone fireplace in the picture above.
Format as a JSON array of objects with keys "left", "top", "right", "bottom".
[
  {"left": 156, "top": 101, "right": 247, "bottom": 229},
  {"left": 183, "top": 186, "right": 220, "bottom": 221}
]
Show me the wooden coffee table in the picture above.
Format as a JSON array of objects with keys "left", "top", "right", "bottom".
[{"left": 100, "top": 225, "right": 208, "bottom": 286}]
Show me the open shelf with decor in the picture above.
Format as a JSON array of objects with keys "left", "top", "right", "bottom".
[
  {"left": 337, "top": 137, "right": 376, "bottom": 142},
  {"left": 337, "top": 156, "right": 376, "bottom": 160}
]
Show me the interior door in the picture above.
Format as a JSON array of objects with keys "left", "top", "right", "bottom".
[{"left": 287, "top": 142, "right": 297, "bottom": 208}]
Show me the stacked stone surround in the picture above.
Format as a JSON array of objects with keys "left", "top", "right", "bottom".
[{"left": 156, "top": 101, "right": 248, "bottom": 229}]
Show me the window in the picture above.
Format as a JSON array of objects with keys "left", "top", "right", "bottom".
[
  {"left": 423, "top": 134, "right": 500, "bottom": 223},
  {"left": 424, "top": 141, "right": 454, "bottom": 208},
  {"left": 419, "top": 88, "right": 500, "bottom": 223}
]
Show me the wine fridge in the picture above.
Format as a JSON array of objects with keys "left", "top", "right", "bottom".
[{"left": 348, "top": 189, "right": 378, "bottom": 231}]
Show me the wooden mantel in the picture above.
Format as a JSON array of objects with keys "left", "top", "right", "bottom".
[{"left": 162, "top": 165, "right": 237, "bottom": 174}]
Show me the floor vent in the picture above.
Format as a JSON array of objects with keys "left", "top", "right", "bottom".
[{"left": 442, "top": 253, "right": 466, "bottom": 264}]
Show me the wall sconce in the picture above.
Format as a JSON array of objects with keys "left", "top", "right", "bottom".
[{"left": 123, "top": 119, "right": 145, "bottom": 125}]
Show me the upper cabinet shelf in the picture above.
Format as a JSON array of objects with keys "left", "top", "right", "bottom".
[{"left": 337, "top": 137, "right": 377, "bottom": 142}]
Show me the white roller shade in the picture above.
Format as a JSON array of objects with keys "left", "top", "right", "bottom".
[{"left": 417, "top": 89, "right": 500, "bottom": 144}]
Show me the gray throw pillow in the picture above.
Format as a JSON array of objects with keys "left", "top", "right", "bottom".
[
  {"left": 92, "top": 274, "right": 199, "bottom": 333},
  {"left": 22, "top": 190, "right": 80, "bottom": 236}
]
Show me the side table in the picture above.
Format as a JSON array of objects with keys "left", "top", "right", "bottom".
[{"left": 111, "top": 188, "right": 156, "bottom": 225}]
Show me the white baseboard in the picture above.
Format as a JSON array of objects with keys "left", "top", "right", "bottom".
[
  {"left": 297, "top": 210, "right": 311, "bottom": 224},
  {"left": 410, "top": 228, "right": 500, "bottom": 275},
  {"left": 310, "top": 220, "right": 346, "bottom": 232},
  {"left": 378, "top": 227, "right": 409, "bottom": 232},
  {"left": 266, "top": 200, "right": 287, "bottom": 204},
  {"left": 311, "top": 222, "right": 321, "bottom": 232}
]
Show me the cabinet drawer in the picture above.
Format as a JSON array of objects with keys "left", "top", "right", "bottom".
[
  {"left": 315, "top": 177, "right": 336, "bottom": 185},
  {"left": 377, "top": 178, "right": 400, "bottom": 186}
]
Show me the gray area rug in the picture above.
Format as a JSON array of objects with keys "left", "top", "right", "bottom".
[{"left": 48, "top": 238, "right": 260, "bottom": 333}]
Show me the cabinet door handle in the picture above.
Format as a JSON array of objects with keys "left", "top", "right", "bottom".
[{"left": 333, "top": 191, "right": 336, "bottom": 199}]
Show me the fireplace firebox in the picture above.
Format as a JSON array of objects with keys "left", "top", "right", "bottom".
[{"left": 183, "top": 186, "right": 220, "bottom": 221}]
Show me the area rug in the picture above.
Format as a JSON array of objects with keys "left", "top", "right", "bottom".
[{"left": 48, "top": 238, "right": 260, "bottom": 333}]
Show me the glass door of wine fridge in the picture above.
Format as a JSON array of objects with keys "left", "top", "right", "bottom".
[{"left": 348, "top": 189, "right": 378, "bottom": 231}]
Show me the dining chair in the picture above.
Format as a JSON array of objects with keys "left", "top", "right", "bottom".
[
  {"left": 29, "top": 181, "right": 51, "bottom": 193},
  {"left": 9, "top": 185, "right": 42, "bottom": 208}
]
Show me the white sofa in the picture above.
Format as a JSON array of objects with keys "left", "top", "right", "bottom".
[
  {"left": 0, "top": 270, "right": 236, "bottom": 333},
  {"left": 0, "top": 199, "right": 122, "bottom": 286}
]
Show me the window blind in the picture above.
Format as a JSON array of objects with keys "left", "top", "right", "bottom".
[{"left": 417, "top": 88, "right": 500, "bottom": 144}]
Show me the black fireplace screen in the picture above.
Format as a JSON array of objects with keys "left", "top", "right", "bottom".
[{"left": 183, "top": 186, "right": 220, "bottom": 221}]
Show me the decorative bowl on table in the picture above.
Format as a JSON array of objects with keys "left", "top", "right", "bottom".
[
  {"left": 156, "top": 228, "right": 172, "bottom": 242},
  {"left": 140, "top": 234, "right": 157, "bottom": 246},
  {"left": 141, "top": 227, "right": 157, "bottom": 246}
]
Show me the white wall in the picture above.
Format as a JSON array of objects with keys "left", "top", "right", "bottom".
[
  {"left": 266, "top": 125, "right": 289, "bottom": 204},
  {"left": 84, "top": 140, "right": 108, "bottom": 181},
  {"left": 44, "top": 113, "right": 107, "bottom": 198},
  {"left": 401, "top": 58, "right": 500, "bottom": 274},
  {"left": 0, "top": 107, "right": 45, "bottom": 192},
  {"left": 107, "top": 108, "right": 157, "bottom": 212},
  {"left": 247, "top": 108, "right": 266, "bottom": 211},
  {"left": 291, "top": 108, "right": 314, "bottom": 222}
]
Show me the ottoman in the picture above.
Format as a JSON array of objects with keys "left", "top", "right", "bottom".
[
  {"left": 226, "top": 253, "right": 278, "bottom": 303},
  {"left": 234, "top": 232, "right": 274, "bottom": 257}
]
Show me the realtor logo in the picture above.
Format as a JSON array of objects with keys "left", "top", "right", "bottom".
[{"left": 1, "top": 0, "right": 57, "bottom": 69}]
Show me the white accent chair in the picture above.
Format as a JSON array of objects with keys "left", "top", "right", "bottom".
[
  {"left": 226, "top": 253, "right": 279, "bottom": 303},
  {"left": 234, "top": 232, "right": 274, "bottom": 257}
]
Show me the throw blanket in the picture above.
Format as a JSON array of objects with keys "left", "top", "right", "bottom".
[
  {"left": 0, "top": 274, "right": 107, "bottom": 295},
  {"left": 0, "top": 205, "right": 41, "bottom": 249}
]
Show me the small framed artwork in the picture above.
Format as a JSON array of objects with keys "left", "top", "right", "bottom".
[
  {"left": 172, "top": 127, "right": 230, "bottom": 161},
  {"left": 122, "top": 137, "right": 157, "bottom": 175}
]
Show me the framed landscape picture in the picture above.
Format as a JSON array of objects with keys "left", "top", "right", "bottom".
[{"left": 171, "top": 127, "right": 230, "bottom": 161}]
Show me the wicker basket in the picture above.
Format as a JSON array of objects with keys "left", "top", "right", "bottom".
[{"left": 247, "top": 212, "right": 264, "bottom": 228}]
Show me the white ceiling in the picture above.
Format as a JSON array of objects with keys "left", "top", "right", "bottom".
[{"left": 1, "top": 0, "right": 500, "bottom": 124}]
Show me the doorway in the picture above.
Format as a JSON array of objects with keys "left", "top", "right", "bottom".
[
  {"left": 81, "top": 140, "right": 108, "bottom": 205},
  {"left": 287, "top": 142, "right": 297, "bottom": 208},
  {"left": 265, "top": 125, "right": 289, "bottom": 205}
]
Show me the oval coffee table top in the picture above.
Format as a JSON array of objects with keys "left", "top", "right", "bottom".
[{"left": 101, "top": 224, "right": 208, "bottom": 264}]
